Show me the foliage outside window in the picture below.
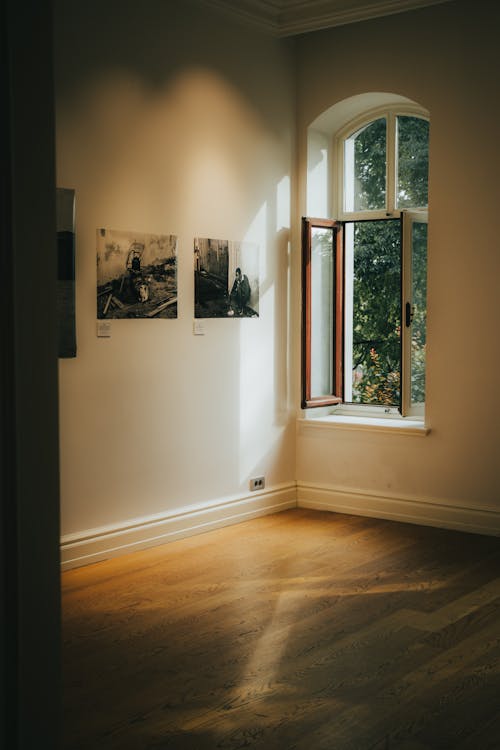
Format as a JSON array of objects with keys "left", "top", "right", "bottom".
[{"left": 302, "top": 109, "right": 429, "bottom": 416}]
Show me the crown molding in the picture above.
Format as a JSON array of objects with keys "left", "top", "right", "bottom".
[
  {"left": 198, "top": 0, "right": 454, "bottom": 37},
  {"left": 197, "top": 0, "right": 282, "bottom": 34}
]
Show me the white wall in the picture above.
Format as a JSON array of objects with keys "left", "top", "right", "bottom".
[
  {"left": 295, "top": 0, "right": 500, "bottom": 532},
  {"left": 54, "top": 0, "right": 296, "bottom": 550},
  {"left": 55, "top": 0, "right": 500, "bottom": 562}
]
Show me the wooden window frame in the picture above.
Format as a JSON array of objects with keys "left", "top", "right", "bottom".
[{"left": 301, "top": 217, "right": 344, "bottom": 409}]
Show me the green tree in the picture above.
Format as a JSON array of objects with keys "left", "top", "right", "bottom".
[
  {"left": 351, "top": 220, "right": 401, "bottom": 405},
  {"left": 352, "top": 118, "right": 386, "bottom": 211},
  {"left": 349, "top": 116, "right": 428, "bottom": 406},
  {"left": 397, "top": 117, "right": 429, "bottom": 208}
]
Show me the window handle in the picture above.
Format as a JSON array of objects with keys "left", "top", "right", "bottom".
[{"left": 405, "top": 302, "right": 414, "bottom": 327}]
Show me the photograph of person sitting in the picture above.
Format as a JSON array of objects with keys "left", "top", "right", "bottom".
[
  {"left": 229, "top": 267, "right": 251, "bottom": 316},
  {"left": 194, "top": 237, "right": 259, "bottom": 318}
]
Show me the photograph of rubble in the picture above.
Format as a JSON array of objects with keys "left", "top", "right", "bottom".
[{"left": 97, "top": 228, "right": 177, "bottom": 319}]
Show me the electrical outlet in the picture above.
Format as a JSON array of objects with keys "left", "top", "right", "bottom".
[{"left": 249, "top": 476, "right": 265, "bottom": 492}]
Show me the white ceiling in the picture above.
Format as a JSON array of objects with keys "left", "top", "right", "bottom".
[{"left": 199, "top": 0, "right": 454, "bottom": 36}]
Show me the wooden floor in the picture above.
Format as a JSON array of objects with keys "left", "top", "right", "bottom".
[{"left": 62, "top": 509, "right": 500, "bottom": 749}]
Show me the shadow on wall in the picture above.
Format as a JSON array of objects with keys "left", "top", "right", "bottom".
[
  {"left": 55, "top": 0, "right": 295, "bottom": 529},
  {"left": 54, "top": 0, "right": 293, "bottom": 134}
]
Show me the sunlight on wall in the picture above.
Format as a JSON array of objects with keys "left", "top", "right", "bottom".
[
  {"left": 276, "top": 175, "right": 291, "bottom": 231},
  {"left": 307, "top": 130, "right": 329, "bottom": 217},
  {"left": 170, "top": 69, "right": 275, "bottom": 236},
  {"left": 237, "top": 173, "right": 291, "bottom": 484},
  {"left": 187, "top": 147, "right": 241, "bottom": 230},
  {"left": 57, "top": 54, "right": 296, "bottom": 529},
  {"left": 239, "top": 202, "right": 272, "bottom": 482}
]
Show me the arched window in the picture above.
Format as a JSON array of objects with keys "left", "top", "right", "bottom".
[{"left": 302, "top": 101, "right": 429, "bottom": 417}]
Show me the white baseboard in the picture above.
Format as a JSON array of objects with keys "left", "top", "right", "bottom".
[
  {"left": 297, "top": 481, "right": 500, "bottom": 537},
  {"left": 61, "top": 483, "right": 297, "bottom": 571},
  {"left": 61, "top": 481, "right": 500, "bottom": 570}
]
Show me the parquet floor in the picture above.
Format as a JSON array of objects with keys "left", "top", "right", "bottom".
[{"left": 62, "top": 509, "right": 500, "bottom": 749}]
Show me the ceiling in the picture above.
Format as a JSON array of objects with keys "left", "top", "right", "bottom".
[{"left": 198, "top": 0, "right": 454, "bottom": 36}]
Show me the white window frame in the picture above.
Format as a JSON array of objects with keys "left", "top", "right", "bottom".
[
  {"left": 402, "top": 209, "right": 428, "bottom": 417},
  {"left": 334, "top": 104, "right": 429, "bottom": 222},
  {"left": 332, "top": 105, "right": 429, "bottom": 419}
]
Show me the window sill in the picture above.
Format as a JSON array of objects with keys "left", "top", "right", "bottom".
[{"left": 297, "top": 414, "right": 430, "bottom": 437}]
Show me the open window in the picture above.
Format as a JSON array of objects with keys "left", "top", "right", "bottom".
[
  {"left": 402, "top": 210, "right": 428, "bottom": 416},
  {"left": 301, "top": 218, "right": 343, "bottom": 408},
  {"left": 302, "top": 106, "right": 429, "bottom": 417}
]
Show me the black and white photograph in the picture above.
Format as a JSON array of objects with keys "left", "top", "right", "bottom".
[
  {"left": 97, "top": 228, "right": 177, "bottom": 319},
  {"left": 57, "top": 187, "right": 76, "bottom": 357},
  {"left": 194, "top": 237, "right": 259, "bottom": 319}
]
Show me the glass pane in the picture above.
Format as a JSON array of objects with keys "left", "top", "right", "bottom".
[
  {"left": 397, "top": 116, "right": 429, "bottom": 208},
  {"left": 411, "top": 221, "right": 427, "bottom": 405},
  {"left": 349, "top": 220, "right": 401, "bottom": 405},
  {"left": 311, "top": 227, "right": 334, "bottom": 398},
  {"left": 344, "top": 118, "right": 386, "bottom": 212}
]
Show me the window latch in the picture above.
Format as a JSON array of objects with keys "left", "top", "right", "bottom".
[{"left": 405, "top": 302, "right": 414, "bottom": 327}]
